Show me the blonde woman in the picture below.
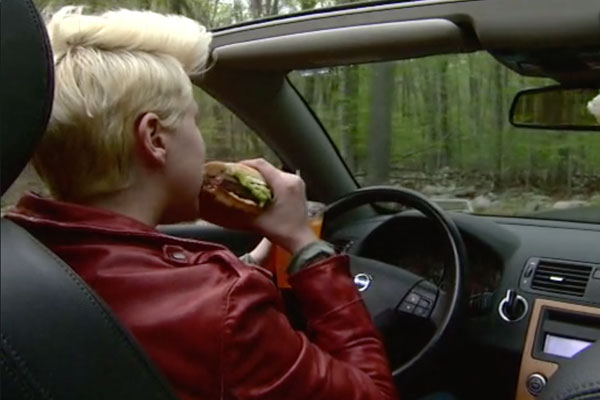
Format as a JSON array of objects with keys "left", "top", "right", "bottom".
[{"left": 7, "top": 7, "right": 398, "bottom": 400}]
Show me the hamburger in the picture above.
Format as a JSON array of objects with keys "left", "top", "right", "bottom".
[{"left": 201, "top": 161, "right": 273, "bottom": 215}]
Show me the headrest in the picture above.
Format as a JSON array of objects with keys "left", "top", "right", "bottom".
[{"left": 0, "top": 0, "right": 54, "bottom": 195}]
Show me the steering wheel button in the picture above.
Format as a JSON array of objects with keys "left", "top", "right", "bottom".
[
  {"left": 418, "top": 298, "right": 431, "bottom": 308},
  {"left": 406, "top": 293, "right": 421, "bottom": 304},
  {"left": 414, "top": 306, "right": 429, "bottom": 318},
  {"left": 399, "top": 302, "right": 416, "bottom": 313}
]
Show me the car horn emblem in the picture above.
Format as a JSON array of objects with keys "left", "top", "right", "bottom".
[{"left": 354, "top": 273, "right": 373, "bottom": 292}]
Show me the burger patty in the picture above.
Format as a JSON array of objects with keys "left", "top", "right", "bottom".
[
  {"left": 221, "top": 179, "right": 256, "bottom": 202},
  {"left": 204, "top": 175, "right": 257, "bottom": 203}
]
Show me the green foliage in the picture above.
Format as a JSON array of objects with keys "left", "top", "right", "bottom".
[
  {"left": 193, "top": 88, "right": 279, "bottom": 164},
  {"left": 290, "top": 52, "right": 600, "bottom": 195},
  {"left": 34, "top": 0, "right": 243, "bottom": 27}
]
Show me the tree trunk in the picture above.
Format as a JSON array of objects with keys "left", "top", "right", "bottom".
[
  {"left": 468, "top": 56, "right": 481, "bottom": 170},
  {"left": 367, "top": 62, "right": 395, "bottom": 185},
  {"left": 339, "top": 67, "right": 358, "bottom": 170},
  {"left": 270, "top": 0, "right": 279, "bottom": 15},
  {"left": 424, "top": 61, "right": 439, "bottom": 171},
  {"left": 493, "top": 65, "right": 505, "bottom": 188},
  {"left": 250, "top": 0, "right": 263, "bottom": 18},
  {"left": 439, "top": 59, "right": 451, "bottom": 168}
]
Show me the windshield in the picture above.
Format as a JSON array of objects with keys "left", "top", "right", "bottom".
[{"left": 289, "top": 52, "right": 600, "bottom": 222}]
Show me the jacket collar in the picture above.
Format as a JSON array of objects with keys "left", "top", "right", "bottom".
[
  {"left": 7, "top": 192, "right": 162, "bottom": 234},
  {"left": 6, "top": 192, "right": 269, "bottom": 273}
]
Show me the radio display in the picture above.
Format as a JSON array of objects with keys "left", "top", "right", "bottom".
[{"left": 543, "top": 334, "right": 593, "bottom": 358}]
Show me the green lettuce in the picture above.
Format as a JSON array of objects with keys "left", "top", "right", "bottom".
[{"left": 231, "top": 169, "right": 273, "bottom": 207}]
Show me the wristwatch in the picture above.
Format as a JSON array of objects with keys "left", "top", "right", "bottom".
[{"left": 288, "top": 240, "right": 336, "bottom": 274}]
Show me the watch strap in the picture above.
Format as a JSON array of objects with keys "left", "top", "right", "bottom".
[{"left": 288, "top": 240, "right": 336, "bottom": 275}]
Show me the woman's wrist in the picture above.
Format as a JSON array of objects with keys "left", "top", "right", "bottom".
[
  {"left": 248, "top": 238, "right": 272, "bottom": 266},
  {"left": 281, "top": 227, "right": 318, "bottom": 254},
  {"left": 288, "top": 240, "right": 336, "bottom": 274}
]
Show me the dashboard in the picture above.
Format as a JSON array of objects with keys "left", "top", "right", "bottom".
[
  {"left": 327, "top": 210, "right": 600, "bottom": 348},
  {"left": 356, "top": 216, "right": 504, "bottom": 299},
  {"left": 326, "top": 210, "right": 600, "bottom": 399}
]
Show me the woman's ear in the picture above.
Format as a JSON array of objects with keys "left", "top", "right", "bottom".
[{"left": 135, "top": 112, "right": 167, "bottom": 166}]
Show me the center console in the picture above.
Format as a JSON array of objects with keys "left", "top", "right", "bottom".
[{"left": 515, "top": 299, "right": 600, "bottom": 399}]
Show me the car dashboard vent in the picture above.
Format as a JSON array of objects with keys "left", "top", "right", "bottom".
[{"left": 531, "top": 259, "right": 592, "bottom": 297}]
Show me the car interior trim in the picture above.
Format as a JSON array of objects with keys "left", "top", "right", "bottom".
[{"left": 211, "top": 0, "right": 599, "bottom": 55}]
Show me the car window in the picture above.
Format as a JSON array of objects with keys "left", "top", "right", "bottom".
[
  {"left": 1, "top": 88, "right": 278, "bottom": 212},
  {"left": 194, "top": 88, "right": 279, "bottom": 163},
  {"left": 289, "top": 52, "right": 600, "bottom": 221}
]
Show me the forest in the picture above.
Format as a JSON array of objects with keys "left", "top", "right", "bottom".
[
  {"left": 4, "top": 0, "right": 599, "bottom": 216},
  {"left": 288, "top": 57, "right": 600, "bottom": 192}
]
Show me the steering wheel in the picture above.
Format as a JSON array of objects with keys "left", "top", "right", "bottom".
[{"left": 321, "top": 186, "right": 468, "bottom": 377}]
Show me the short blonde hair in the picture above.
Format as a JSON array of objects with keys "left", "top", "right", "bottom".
[{"left": 34, "top": 6, "right": 212, "bottom": 201}]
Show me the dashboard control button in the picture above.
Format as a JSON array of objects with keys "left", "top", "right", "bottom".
[
  {"left": 526, "top": 373, "right": 547, "bottom": 396},
  {"left": 399, "top": 302, "right": 415, "bottom": 313},
  {"left": 418, "top": 298, "right": 431, "bottom": 308},
  {"left": 413, "top": 289, "right": 435, "bottom": 302},
  {"left": 406, "top": 293, "right": 421, "bottom": 304},
  {"left": 414, "top": 306, "right": 429, "bottom": 318}
]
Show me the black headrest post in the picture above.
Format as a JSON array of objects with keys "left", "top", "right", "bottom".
[{"left": 0, "top": 0, "right": 54, "bottom": 195}]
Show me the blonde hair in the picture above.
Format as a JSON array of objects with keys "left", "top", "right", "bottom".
[{"left": 34, "top": 6, "right": 212, "bottom": 201}]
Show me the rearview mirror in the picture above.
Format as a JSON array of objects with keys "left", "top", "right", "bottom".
[{"left": 509, "top": 86, "right": 600, "bottom": 131}]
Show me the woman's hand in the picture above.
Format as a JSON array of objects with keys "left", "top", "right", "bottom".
[
  {"left": 197, "top": 159, "right": 317, "bottom": 254},
  {"left": 240, "top": 159, "right": 317, "bottom": 254}
]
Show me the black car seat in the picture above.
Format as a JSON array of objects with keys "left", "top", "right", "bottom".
[{"left": 0, "top": 1, "right": 178, "bottom": 398}]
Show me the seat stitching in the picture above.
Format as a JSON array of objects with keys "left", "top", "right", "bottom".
[
  {"left": 1, "top": 334, "right": 52, "bottom": 400},
  {"left": 6, "top": 221, "right": 176, "bottom": 398},
  {"left": 550, "top": 381, "right": 600, "bottom": 400}
]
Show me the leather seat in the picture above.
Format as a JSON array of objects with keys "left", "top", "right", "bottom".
[{"left": 0, "top": 1, "right": 177, "bottom": 398}]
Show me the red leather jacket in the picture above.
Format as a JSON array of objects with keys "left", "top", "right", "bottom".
[{"left": 7, "top": 193, "right": 399, "bottom": 400}]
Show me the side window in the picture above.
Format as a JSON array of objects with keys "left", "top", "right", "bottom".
[{"left": 194, "top": 88, "right": 279, "bottom": 163}]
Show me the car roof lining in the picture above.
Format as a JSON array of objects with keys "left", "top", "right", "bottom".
[
  {"left": 209, "top": 19, "right": 468, "bottom": 70},
  {"left": 204, "top": 0, "right": 599, "bottom": 76}
]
